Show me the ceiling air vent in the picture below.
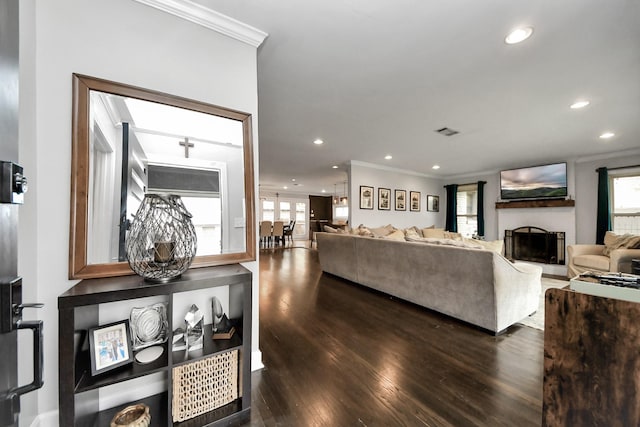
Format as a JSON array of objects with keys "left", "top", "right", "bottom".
[{"left": 435, "top": 127, "right": 459, "bottom": 137}]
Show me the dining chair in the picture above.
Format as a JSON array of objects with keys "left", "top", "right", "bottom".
[
  {"left": 260, "top": 221, "right": 273, "bottom": 247},
  {"left": 283, "top": 220, "right": 296, "bottom": 244},
  {"left": 272, "top": 221, "right": 285, "bottom": 246}
]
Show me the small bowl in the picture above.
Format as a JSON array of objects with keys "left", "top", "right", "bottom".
[{"left": 110, "top": 404, "right": 151, "bottom": 427}]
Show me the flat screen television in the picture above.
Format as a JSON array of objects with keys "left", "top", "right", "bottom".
[{"left": 500, "top": 162, "right": 568, "bottom": 200}]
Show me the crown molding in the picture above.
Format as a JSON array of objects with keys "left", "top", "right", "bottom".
[
  {"left": 440, "top": 168, "right": 500, "bottom": 182},
  {"left": 348, "top": 160, "right": 439, "bottom": 179},
  {"left": 132, "top": 0, "right": 268, "bottom": 47},
  {"left": 573, "top": 148, "right": 640, "bottom": 164}
]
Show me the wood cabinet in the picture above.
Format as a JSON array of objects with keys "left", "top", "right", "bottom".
[
  {"left": 543, "top": 287, "right": 640, "bottom": 426},
  {"left": 58, "top": 265, "right": 251, "bottom": 426}
]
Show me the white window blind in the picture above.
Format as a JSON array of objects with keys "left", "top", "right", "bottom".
[{"left": 456, "top": 184, "right": 478, "bottom": 237}]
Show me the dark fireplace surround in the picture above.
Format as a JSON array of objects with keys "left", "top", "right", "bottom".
[{"left": 505, "top": 226, "right": 565, "bottom": 265}]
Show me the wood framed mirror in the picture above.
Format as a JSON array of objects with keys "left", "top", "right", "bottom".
[{"left": 70, "top": 74, "right": 256, "bottom": 279}]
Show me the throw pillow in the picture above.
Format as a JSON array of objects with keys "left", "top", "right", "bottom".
[
  {"left": 419, "top": 237, "right": 483, "bottom": 249},
  {"left": 404, "top": 227, "right": 422, "bottom": 239},
  {"left": 383, "top": 229, "right": 405, "bottom": 241},
  {"left": 323, "top": 225, "right": 338, "bottom": 233},
  {"left": 370, "top": 225, "right": 393, "bottom": 238},
  {"left": 603, "top": 232, "right": 640, "bottom": 256},
  {"left": 354, "top": 225, "right": 374, "bottom": 237},
  {"left": 466, "top": 238, "right": 504, "bottom": 254},
  {"left": 421, "top": 228, "right": 445, "bottom": 239},
  {"left": 443, "top": 231, "right": 462, "bottom": 241}
]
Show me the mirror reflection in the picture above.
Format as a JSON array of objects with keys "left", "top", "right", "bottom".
[
  {"left": 69, "top": 73, "right": 255, "bottom": 279},
  {"left": 87, "top": 90, "right": 247, "bottom": 264}
]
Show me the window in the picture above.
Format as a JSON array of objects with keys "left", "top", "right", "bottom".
[
  {"left": 456, "top": 184, "right": 478, "bottom": 238},
  {"left": 294, "top": 202, "right": 307, "bottom": 236},
  {"left": 279, "top": 201, "right": 291, "bottom": 222},
  {"left": 335, "top": 206, "right": 349, "bottom": 219},
  {"left": 261, "top": 200, "right": 274, "bottom": 222},
  {"left": 611, "top": 173, "right": 640, "bottom": 234},
  {"left": 181, "top": 196, "right": 221, "bottom": 256},
  {"left": 260, "top": 197, "right": 308, "bottom": 239}
]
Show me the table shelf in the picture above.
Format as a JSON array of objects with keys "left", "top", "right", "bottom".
[{"left": 59, "top": 265, "right": 252, "bottom": 426}]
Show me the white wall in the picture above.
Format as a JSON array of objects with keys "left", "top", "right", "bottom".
[
  {"left": 18, "top": 0, "right": 261, "bottom": 421},
  {"left": 349, "top": 161, "right": 444, "bottom": 229}
]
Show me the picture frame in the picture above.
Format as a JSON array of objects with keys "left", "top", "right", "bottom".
[
  {"left": 394, "top": 189, "right": 406, "bottom": 211},
  {"left": 360, "top": 185, "right": 374, "bottom": 209},
  {"left": 378, "top": 188, "right": 391, "bottom": 210},
  {"left": 410, "top": 191, "right": 421, "bottom": 212},
  {"left": 88, "top": 320, "right": 133, "bottom": 376},
  {"left": 427, "top": 195, "right": 440, "bottom": 212}
]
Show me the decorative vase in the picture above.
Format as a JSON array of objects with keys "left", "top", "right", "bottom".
[
  {"left": 125, "top": 194, "right": 197, "bottom": 282},
  {"left": 110, "top": 403, "right": 151, "bottom": 427}
]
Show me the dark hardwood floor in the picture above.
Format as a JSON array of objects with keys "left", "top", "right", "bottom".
[{"left": 243, "top": 246, "right": 544, "bottom": 426}]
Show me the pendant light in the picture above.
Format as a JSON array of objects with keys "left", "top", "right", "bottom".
[{"left": 341, "top": 181, "right": 348, "bottom": 205}]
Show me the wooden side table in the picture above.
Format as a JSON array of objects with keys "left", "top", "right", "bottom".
[{"left": 543, "top": 287, "right": 640, "bottom": 426}]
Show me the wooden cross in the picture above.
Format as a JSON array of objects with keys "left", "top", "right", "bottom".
[{"left": 179, "top": 138, "right": 194, "bottom": 158}]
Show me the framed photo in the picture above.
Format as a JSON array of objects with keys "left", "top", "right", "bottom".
[
  {"left": 88, "top": 320, "right": 133, "bottom": 376},
  {"left": 410, "top": 191, "right": 421, "bottom": 212},
  {"left": 378, "top": 188, "right": 391, "bottom": 210},
  {"left": 360, "top": 185, "right": 374, "bottom": 209},
  {"left": 394, "top": 190, "right": 406, "bottom": 211},
  {"left": 427, "top": 195, "right": 440, "bottom": 212}
]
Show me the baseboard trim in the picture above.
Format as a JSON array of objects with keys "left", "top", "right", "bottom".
[
  {"left": 252, "top": 349, "right": 264, "bottom": 371},
  {"left": 29, "top": 410, "right": 57, "bottom": 427}
]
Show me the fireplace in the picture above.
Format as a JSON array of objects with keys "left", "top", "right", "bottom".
[{"left": 504, "top": 226, "right": 565, "bottom": 265}]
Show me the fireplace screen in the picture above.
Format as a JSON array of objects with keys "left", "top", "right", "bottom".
[{"left": 505, "top": 227, "right": 565, "bottom": 265}]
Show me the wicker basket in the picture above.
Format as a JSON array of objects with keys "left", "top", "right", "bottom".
[{"left": 172, "top": 349, "right": 238, "bottom": 422}]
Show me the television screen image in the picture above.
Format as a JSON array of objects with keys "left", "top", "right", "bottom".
[{"left": 500, "top": 163, "right": 568, "bottom": 200}]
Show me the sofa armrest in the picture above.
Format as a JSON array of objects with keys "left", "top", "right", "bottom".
[
  {"left": 609, "top": 248, "right": 640, "bottom": 273},
  {"left": 567, "top": 244, "right": 605, "bottom": 258}
]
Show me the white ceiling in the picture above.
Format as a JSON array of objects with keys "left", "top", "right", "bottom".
[{"left": 201, "top": 0, "right": 640, "bottom": 195}]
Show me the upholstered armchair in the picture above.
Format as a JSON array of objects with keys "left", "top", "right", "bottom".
[{"left": 567, "top": 232, "right": 640, "bottom": 278}]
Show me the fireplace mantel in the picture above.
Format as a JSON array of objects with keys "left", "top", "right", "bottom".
[{"left": 495, "top": 199, "right": 575, "bottom": 209}]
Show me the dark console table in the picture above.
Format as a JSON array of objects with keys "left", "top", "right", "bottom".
[{"left": 58, "top": 265, "right": 252, "bottom": 426}]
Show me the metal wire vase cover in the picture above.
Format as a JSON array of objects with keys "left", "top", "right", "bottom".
[{"left": 125, "top": 194, "right": 197, "bottom": 282}]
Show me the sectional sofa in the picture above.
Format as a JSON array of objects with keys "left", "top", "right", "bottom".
[{"left": 317, "top": 232, "right": 543, "bottom": 334}]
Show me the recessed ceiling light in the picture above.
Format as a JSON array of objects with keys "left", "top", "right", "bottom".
[
  {"left": 283, "top": 186, "right": 288, "bottom": 189},
  {"left": 332, "top": 165, "right": 338, "bottom": 169},
  {"left": 384, "top": 155, "right": 392, "bottom": 160},
  {"left": 291, "top": 178, "right": 296, "bottom": 182},
  {"left": 570, "top": 100, "right": 590, "bottom": 109},
  {"left": 321, "top": 189, "right": 326, "bottom": 193},
  {"left": 600, "top": 132, "right": 615, "bottom": 139},
  {"left": 432, "top": 165, "right": 441, "bottom": 170},
  {"left": 313, "top": 139, "right": 324, "bottom": 145},
  {"left": 505, "top": 26, "right": 534, "bottom": 44}
]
